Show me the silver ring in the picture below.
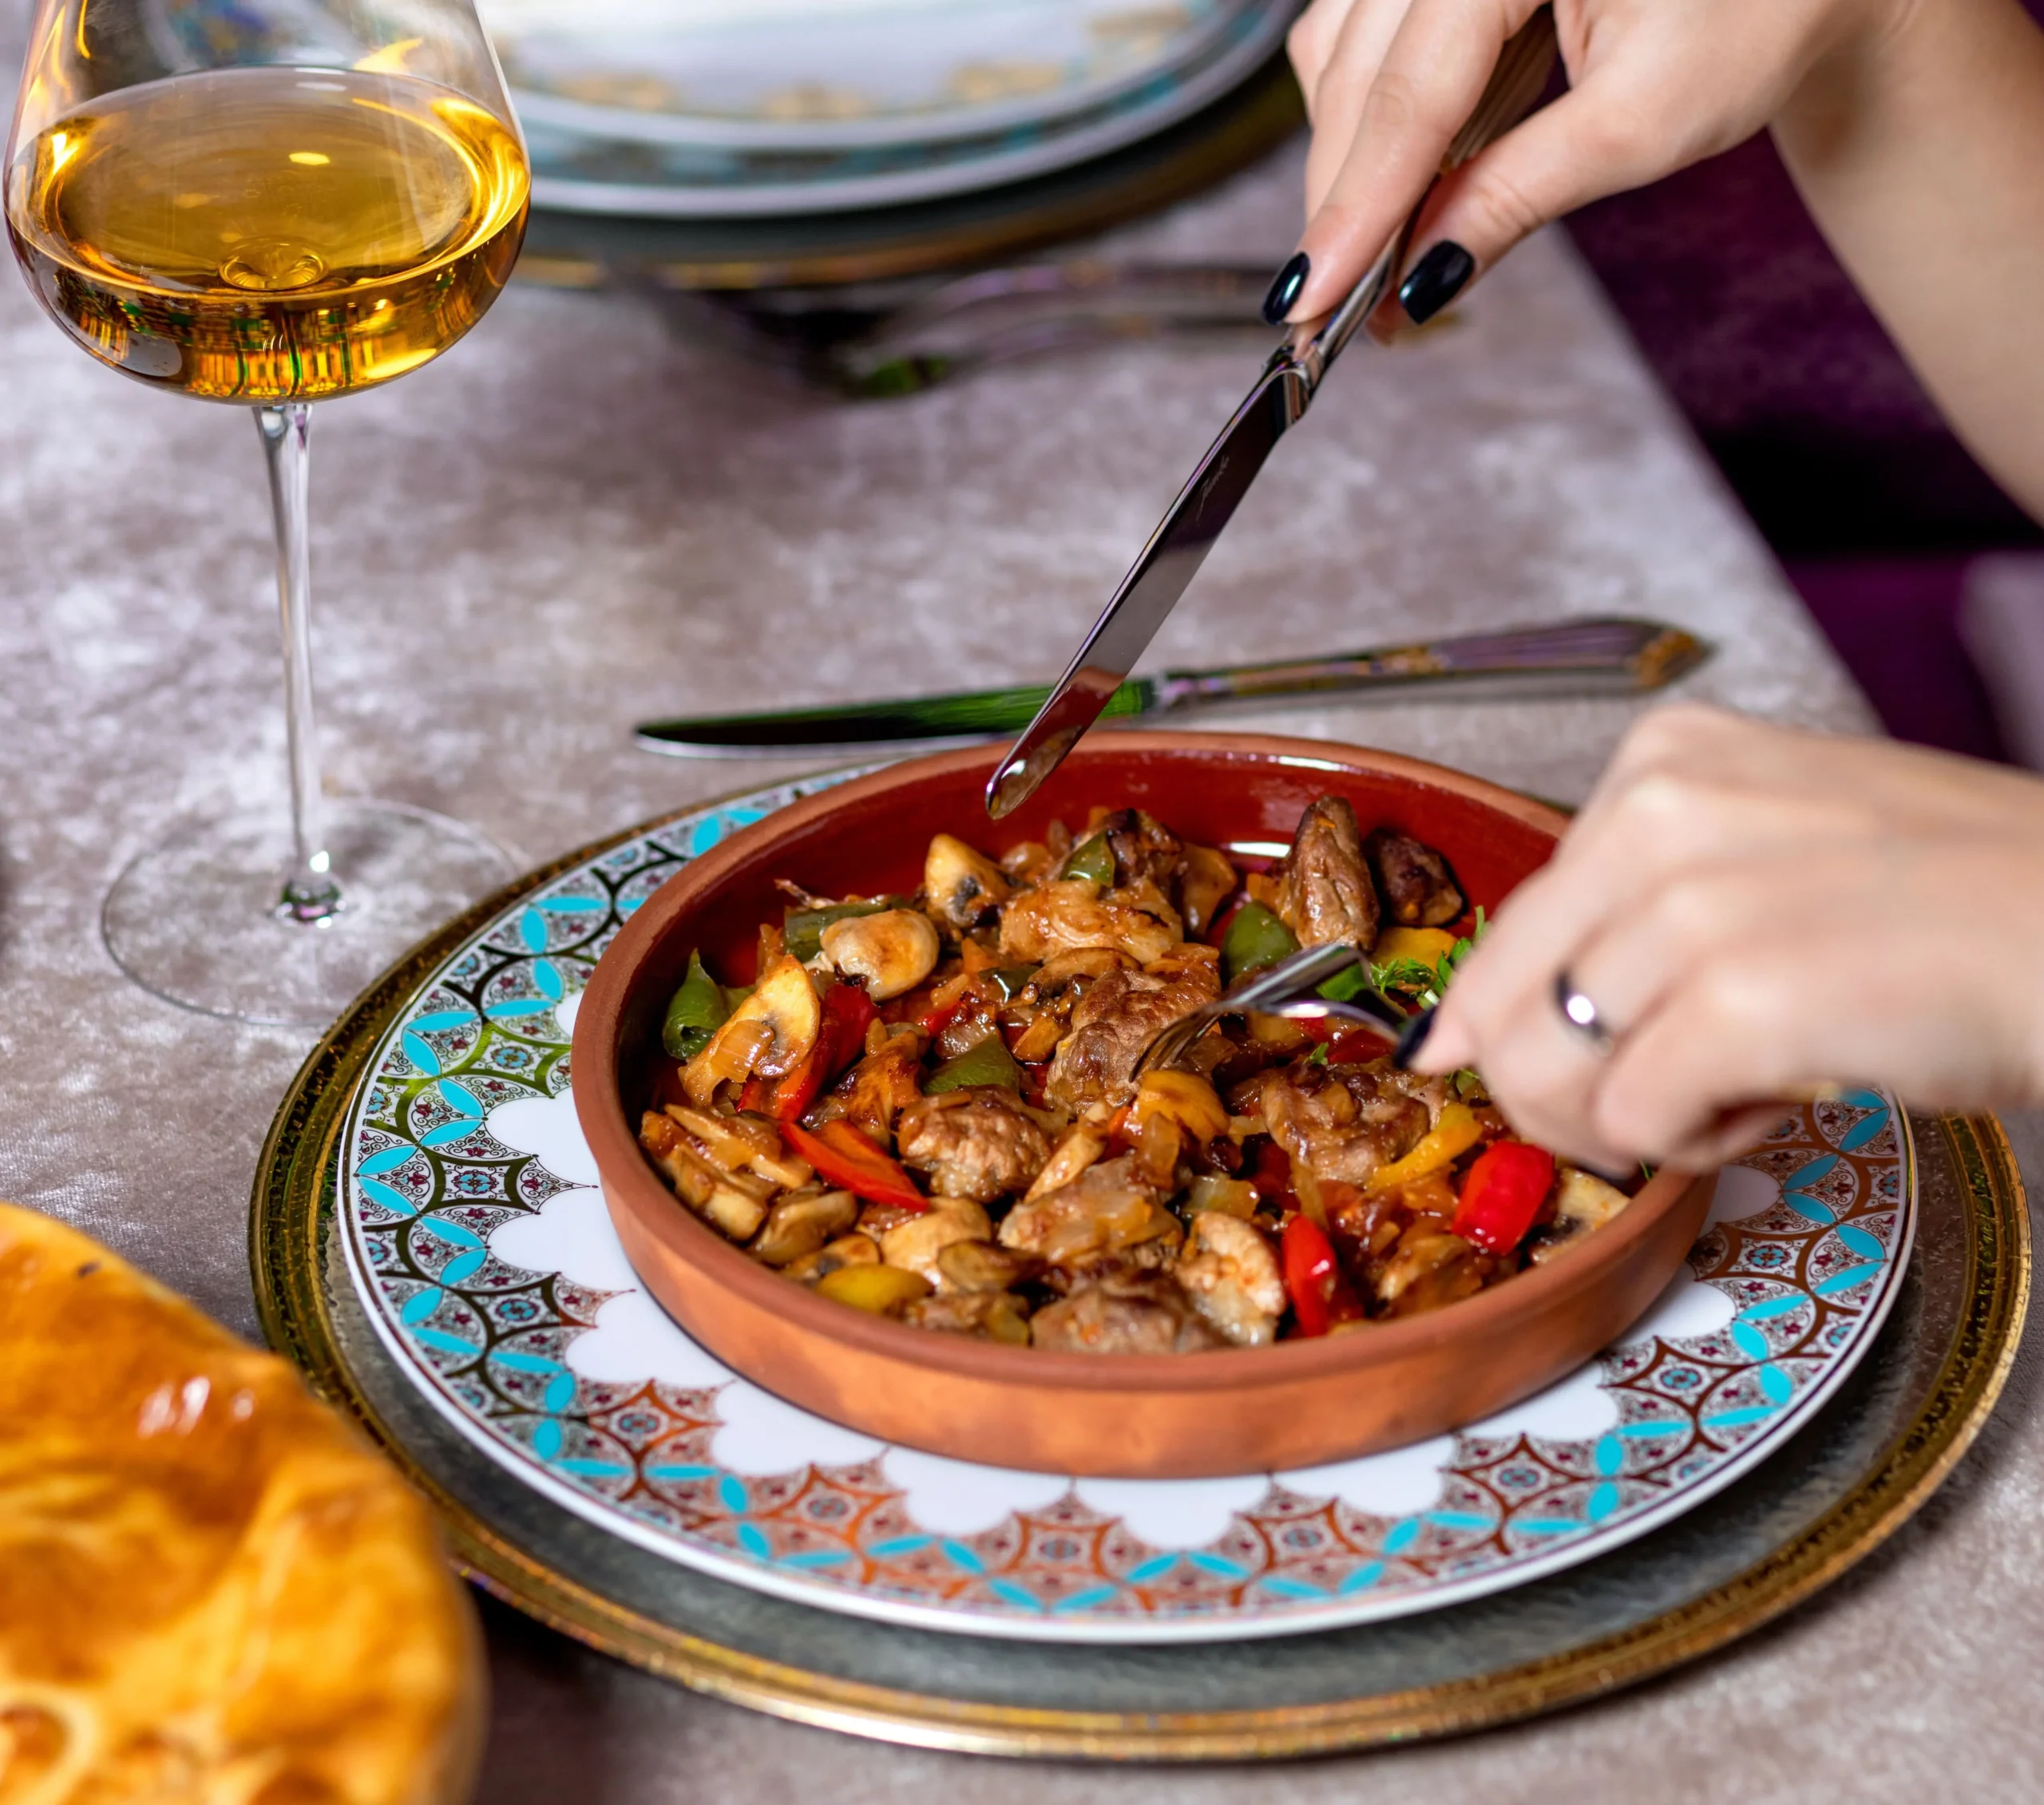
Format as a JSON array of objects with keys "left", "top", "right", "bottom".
[{"left": 1554, "top": 968, "right": 1615, "bottom": 1054}]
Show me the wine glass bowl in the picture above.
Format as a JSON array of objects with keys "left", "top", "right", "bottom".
[
  {"left": 8, "top": 58, "right": 527, "bottom": 402},
  {"left": 5, "top": 0, "right": 531, "bottom": 1024}
]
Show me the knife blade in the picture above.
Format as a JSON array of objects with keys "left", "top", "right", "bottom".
[
  {"left": 983, "top": 6, "right": 1560, "bottom": 818},
  {"left": 633, "top": 616, "right": 1707, "bottom": 758}
]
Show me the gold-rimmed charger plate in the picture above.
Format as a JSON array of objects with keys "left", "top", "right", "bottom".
[{"left": 252, "top": 808, "right": 2028, "bottom": 1761}]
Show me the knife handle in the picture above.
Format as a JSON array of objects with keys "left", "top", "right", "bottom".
[
  {"left": 1289, "top": 6, "right": 1560, "bottom": 391},
  {"left": 1155, "top": 617, "right": 1706, "bottom": 708}
]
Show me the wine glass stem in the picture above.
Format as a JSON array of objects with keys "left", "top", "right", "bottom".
[{"left": 254, "top": 402, "right": 343, "bottom": 924}]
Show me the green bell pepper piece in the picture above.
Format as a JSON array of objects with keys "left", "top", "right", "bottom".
[
  {"left": 1221, "top": 901, "right": 1298, "bottom": 984},
  {"left": 784, "top": 898, "right": 889, "bottom": 964},
  {"left": 662, "top": 950, "right": 730, "bottom": 1059},
  {"left": 1060, "top": 833, "right": 1116, "bottom": 888},
  {"left": 1316, "top": 964, "right": 1370, "bottom": 1003},
  {"left": 985, "top": 964, "right": 1039, "bottom": 1002},
  {"left": 924, "top": 1031, "right": 1024, "bottom": 1094}
]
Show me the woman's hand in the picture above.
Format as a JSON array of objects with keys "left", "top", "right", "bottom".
[
  {"left": 1274, "top": 0, "right": 1908, "bottom": 328},
  {"left": 1410, "top": 706, "right": 2044, "bottom": 1171}
]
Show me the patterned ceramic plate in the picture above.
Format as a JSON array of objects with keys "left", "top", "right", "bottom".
[
  {"left": 338, "top": 774, "right": 1916, "bottom": 1645},
  {"left": 511, "top": 2, "right": 1294, "bottom": 217}
]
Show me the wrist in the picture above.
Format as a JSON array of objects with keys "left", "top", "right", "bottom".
[{"left": 1774, "top": 0, "right": 1925, "bottom": 156}]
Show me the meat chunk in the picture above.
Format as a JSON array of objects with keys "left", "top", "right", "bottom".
[
  {"left": 820, "top": 1033, "right": 925, "bottom": 1146},
  {"left": 1175, "top": 1211, "right": 1285, "bottom": 1346},
  {"left": 998, "top": 1154, "right": 1182, "bottom": 1270},
  {"left": 1044, "top": 951, "right": 1222, "bottom": 1112},
  {"left": 1029, "top": 1271, "right": 1224, "bottom": 1354},
  {"left": 1273, "top": 798, "right": 1380, "bottom": 951},
  {"left": 896, "top": 1087, "right": 1051, "bottom": 1203},
  {"left": 1095, "top": 808, "right": 1183, "bottom": 891},
  {"left": 998, "top": 879, "right": 1182, "bottom": 967},
  {"left": 1253, "top": 1063, "right": 1432, "bottom": 1188},
  {"left": 1365, "top": 829, "right": 1464, "bottom": 928}
]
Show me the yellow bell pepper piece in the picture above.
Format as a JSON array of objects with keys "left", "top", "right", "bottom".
[
  {"left": 1373, "top": 925, "right": 1460, "bottom": 968},
  {"left": 1366, "top": 1102, "right": 1484, "bottom": 1192},
  {"left": 814, "top": 1263, "right": 933, "bottom": 1316}
]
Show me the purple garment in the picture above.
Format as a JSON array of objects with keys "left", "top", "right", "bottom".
[{"left": 1563, "top": 129, "right": 2036, "bottom": 756}]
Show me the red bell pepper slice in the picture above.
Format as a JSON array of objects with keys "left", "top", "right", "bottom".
[
  {"left": 1326, "top": 1025, "right": 1397, "bottom": 1065},
  {"left": 740, "top": 983, "right": 879, "bottom": 1122},
  {"left": 1451, "top": 1141, "right": 1556, "bottom": 1254},
  {"left": 1281, "top": 1213, "right": 1365, "bottom": 1337},
  {"left": 782, "top": 1119, "right": 929, "bottom": 1213}
]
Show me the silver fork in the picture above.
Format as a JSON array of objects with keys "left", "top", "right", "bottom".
[{"left": 1132, "top": 940, "right": 1411, "bottom": 1079}]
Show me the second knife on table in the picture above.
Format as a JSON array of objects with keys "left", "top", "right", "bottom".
[{"left": 634, "top": 616, "right": 1707, "bottom": 758}]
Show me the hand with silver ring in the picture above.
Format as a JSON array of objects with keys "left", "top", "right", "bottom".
[
  {"left": 1404, "top": 704, "right": 2044, "bottom": 1174},
  {"left": 1552, "top": 971, "right": 1614, "bottom": 1055}
]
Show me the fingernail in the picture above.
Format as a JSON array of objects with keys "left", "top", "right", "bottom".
[
  {"left": 1397, "top": 240, "right": 1475, "bottom": 326},
  {"left": 1391, "top": 1006, "right": 1435, "bottom": 1071},
  {"left": 1261, "top": 251, "right": 1310, "bottom": 325}
]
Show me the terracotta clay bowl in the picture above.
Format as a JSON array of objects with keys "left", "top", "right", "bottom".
[{"left": 574, "top": 732, "right": 1713, "bottom": 1478}]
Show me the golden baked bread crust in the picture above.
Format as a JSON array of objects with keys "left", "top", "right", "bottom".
[{"left": 0, "top": 1203, "right": 484, "bottom": 1803}]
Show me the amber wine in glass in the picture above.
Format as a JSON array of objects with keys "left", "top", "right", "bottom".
[{"left": 5, "top": 2, "right": 530, "bottom": 1024}]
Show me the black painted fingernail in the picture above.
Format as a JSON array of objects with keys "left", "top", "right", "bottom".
[
  {"left": 1397, "top": 239, "right": 1475, "bottom": 325},
  {"left": 1392, "top": 1006, "right": 1436, "bottom": 1071},
  {"left": 1261, "top": 251, "right": 1310, "bottom": 325}
]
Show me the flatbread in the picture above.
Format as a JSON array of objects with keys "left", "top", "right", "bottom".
[{"left": 0, "top": 1203, "right": 483, "bottom": 1803}]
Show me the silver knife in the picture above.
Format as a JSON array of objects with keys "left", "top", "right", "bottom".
[
  {"left": 634, "top": 616, "right": 1706, "bottom": 758},
  {"left": 984, "top": 7, "right": 1560, "bottom": 818}
]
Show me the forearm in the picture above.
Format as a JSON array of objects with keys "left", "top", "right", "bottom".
[{"left": 1775, "top": 0, "right": 2044, "bottom": 520}]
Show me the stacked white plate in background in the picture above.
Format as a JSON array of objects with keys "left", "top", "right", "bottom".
[{"left": 480, "top": 0, "right": 1298, "bottom": 216}]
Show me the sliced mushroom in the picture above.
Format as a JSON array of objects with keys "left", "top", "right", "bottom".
[
  {"left": 1527, "top": 1169, "right": 1634, "bottom": 1265},
  {"left": 784, "top": 1232, "right": 881, "bottom": 1284},
  {"left": 878, "top": 1198, "right": 994, "bottom": 1284},
  {"left": 679, "top": 952, "right": 822, "bottom": 1104},
  {"left": 925, "top": 833, "right": 1013, "bottom": 928},
  {"left": 749, "top": 1188, "right": 861, "bottom": 1267},
  {"left": 637, "top": 1114, "right": 776, "bottom": 1241},
  {"left": 818, "top": 908, "right": 941, "bottom": 1002},
  {"left": 936, "top": 1239, "right": 1046, "bottom": 1294}
]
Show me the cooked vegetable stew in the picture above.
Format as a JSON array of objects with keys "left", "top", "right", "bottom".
[{"left": 636, "top": 797, "right": 1635, "bottom": 1352}]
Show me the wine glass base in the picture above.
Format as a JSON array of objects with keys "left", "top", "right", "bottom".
[{"left": 102, "top": 800, "right": 519, "bottom": 1028}]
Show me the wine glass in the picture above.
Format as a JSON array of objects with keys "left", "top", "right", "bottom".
[{"left": 5, "top": 0, "right": 529, "bottom": 1024}]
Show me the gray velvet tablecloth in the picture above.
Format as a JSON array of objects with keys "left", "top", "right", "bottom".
[{"left": 3, "top": 106, "right": 2040, "bottom": 1798}]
